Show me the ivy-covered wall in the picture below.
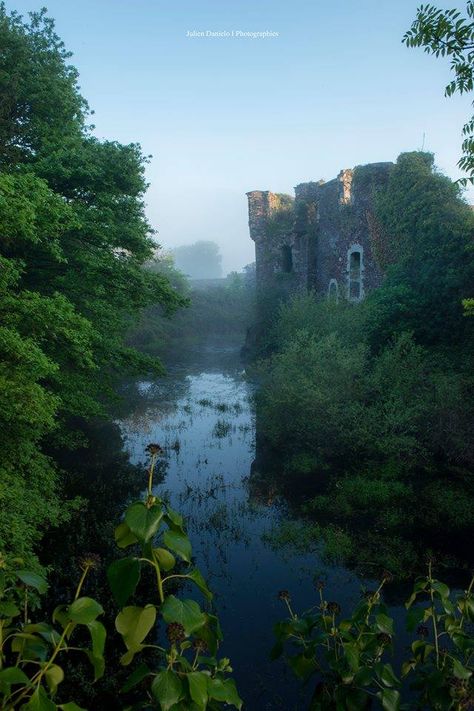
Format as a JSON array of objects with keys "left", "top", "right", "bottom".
[{"left": 247, "top": 161, "right": 393, "bottom": 301}]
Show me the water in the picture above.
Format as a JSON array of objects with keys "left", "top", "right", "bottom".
[{"left": 119, "top": 341, "right": 374, "bottom": 709}]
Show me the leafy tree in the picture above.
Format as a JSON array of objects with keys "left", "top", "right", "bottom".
[
  {"left": 0, "top": 3, "right": 87, "bottom": 167},
  {"left": 171, "top": 241, "right": 223, "bottom": 279},
  {"left": 369, "top": 152, "right": 474, "bottom": 350},
  {"left": 403, "top": 2, "right": 474, "bottom": 184},
  {"left": 0, "top": 5, "right": 186, "bottom": 565}
]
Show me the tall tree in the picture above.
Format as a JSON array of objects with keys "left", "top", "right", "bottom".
[
  {"left": 172, "top": 240, "right": 223, "bottom": 279},
  {"left": 0, "top": 4, "right": 185, "bottom": 564},
  {"left": 403, "top": 2, "right": 474, "bottom": 184}
]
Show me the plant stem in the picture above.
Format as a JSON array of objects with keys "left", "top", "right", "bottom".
[
  {"left": 428, "top": 562, "right": 440, "bottom": 668},
  {"left": 147, "top": 453, "right": 157, "bottom": 498}
]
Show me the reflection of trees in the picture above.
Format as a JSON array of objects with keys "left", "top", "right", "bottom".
[
  {"left": 116, "top": 376, "right": 191, "bottom": 432},
  {"left": 248, "top": 404, "right": 473, "bottom": 586}
]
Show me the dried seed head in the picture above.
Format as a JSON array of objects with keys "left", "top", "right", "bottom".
[
  {"left": 146, "top": 443, "right": 164, "bottom": 456},
  {"left": 381, "top": 569, "right": 393, "bottom": 583},
  {"left": 278, "top": 590, "right": 291, "bottom": 601},
  {"left": 193, "top": 638, "right": 208, "bottom": 653},
  {"left": 79, "top": 553, "right": 100, "bottom": 570},
  {"left": 327, "top": 601, "right": 341, "bottom": 615},
  {"left": 417, "top": 625, "right": 429, "bottom": 638},
  {"left": 166, "top": 622, "right": 186, "bottom": 645},
  {"left": 315, "top": 580, "right": 325, "bottom": 591}
]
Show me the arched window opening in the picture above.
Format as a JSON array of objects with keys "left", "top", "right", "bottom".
[
  {"left": 328, "top": 279, "right": 339, "bottom": 303},
  {"left": 347, "top": 246, "right": 363, "bottom": 301},
  {"left": 281, "top": 245, "right": 293, "bottom": 273}
]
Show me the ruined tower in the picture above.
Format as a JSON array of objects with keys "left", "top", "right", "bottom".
[{"left": 247, "top": 162, "right": 393, "bottom": 302}]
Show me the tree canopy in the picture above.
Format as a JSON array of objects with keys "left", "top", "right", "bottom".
[
  {"left": 171, "top": 240, "right": 223, "bottom": 279},
  {"left": 0, "top": 4, "right": 186, "bottom": 564},
  {"left": 404, "top": 2, "right": 474, "bottom": 183}
]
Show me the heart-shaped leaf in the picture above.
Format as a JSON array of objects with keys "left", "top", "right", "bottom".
[
  {"left": 153, "top": 548, "right": 176, "bottom": 572},
  {"left": 163, "top": 529, "right": 192, "bottom": 562},
  {"left": 161, "top": 595, "right": 206, "bottom": 635},
  {"left": 151, "top": 670, "right": 184, "bottom": 711},
  {"left": 107, "top": 557, "right": 141, "bottom": 607},
  {"left": 17, "top": 570, "right": 48, "bottom": 594},
  {"left": 68, "top": 597, "right": 103, "bottom": 624},
  {"left": 125, "top": 503, "right": 163, "bottom": 543},
  {"left": 116, "top": 605, "right": 156, "bottom": 651}
]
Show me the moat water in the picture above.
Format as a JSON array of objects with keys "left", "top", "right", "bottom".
[{"left": 118, "top": 339, "right": 403, "bottom": 709}]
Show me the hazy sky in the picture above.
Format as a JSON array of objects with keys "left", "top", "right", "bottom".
[{"left": 7, "top": 0, "right": 474, "bottom": 273}]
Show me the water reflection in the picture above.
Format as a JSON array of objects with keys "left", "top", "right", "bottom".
[{"left": 119, "top": 343, "right": 372, "bottom": 709}]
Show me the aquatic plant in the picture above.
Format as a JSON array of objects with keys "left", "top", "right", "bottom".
[
  {"left": 212, "top": 421, "right": 232, "bottom": 439},
  {"left": 198, "top": 399, "right": 213, "bottom": 408}
]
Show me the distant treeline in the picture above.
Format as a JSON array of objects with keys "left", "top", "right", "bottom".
[{"left": 128, "top": 256, "right": 256, "bottom": 356}]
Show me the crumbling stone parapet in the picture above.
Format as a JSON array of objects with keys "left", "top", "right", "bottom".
[{"left": 248, "top": 161, "right": 394, "bottom": 302}]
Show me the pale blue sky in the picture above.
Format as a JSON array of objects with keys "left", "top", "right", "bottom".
[{"left": 7, "top": 0, "right": 474, "bottom": 272}]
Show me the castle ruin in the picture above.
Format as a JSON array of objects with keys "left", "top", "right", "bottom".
[{"left": 247, "top": 161, "right": 393, "bottom": 302}]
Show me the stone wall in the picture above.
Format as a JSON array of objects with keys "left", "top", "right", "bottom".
[{"left": 247, "top": 161, "right": 394, "bottom": 302}]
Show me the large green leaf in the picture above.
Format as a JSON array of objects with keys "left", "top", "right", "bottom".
[
  {"left": 115, "top": 605, "right": 156, "bottom": 651},
  {"left": 24, "top": 623, "right": 61, "bottom": 646},
  {"left": 153, "top": 547, "right": 176, "bottom": 572},
  {"left": 163, "top": 529, "right": 192, "bottom": 562},
  {"left": 377, "top": 687, "right": 401, "bottom": 711},
  {"left": 11, "top": 633, "right": 49, "bottom": 661},
  {"left": 452, "top": 658, "right": 472, "bottom": 680},
  {"left": 114, "top": 522, "right": 138, "bottom": 549},
  {"left": 187, "top": 671, "right": 209, "bottom": 708},
  {"left": 86, "top": 620, "right": 106, "bottom": 680},
  {"left": 21, "top": 686, "right": 57, "bottom": 710},
  {"left": 165, "top": 507, "right": 184, "bottom": 531},
  {"left": 207, "top": 677, "right": 242, "bottom": 709},
  {"left": 193, "top": 614, "right": 221, "bottom": 657},
  {"left": 67, "top": 597, "right": 103, "bottom": 624},
  {"left": 375, "top": 613, "right": 394, "bottom": 635},
  {"left": 125, "top": 502, "right": 163, "bottom": 543},
  {"left": 161, "top": 596, "right": 206, "bottom": 635},
  {"left": 0, "top": 667, "right": 31, "bottom": 685},
  {"left": 376, "top": 663, "right": 399, "bottom": 688},
  {"left": 107, "top": 557, "right": 141, "bottom": 607},
  {"left": 187, "top": 569, "right": 213, "bottom": 601},
  {"left": 121, "top": 663, "right": 152, "bottom": 692},
  {"left": 87, "top": 620, "right": 106, "bottom": 658},
  {"left": 17, "top": 570, "right": 48, "bottom": 594},
  {"left": 151, "top": 670, "right": 185, "bottom": 711},
  {"left": 288, "top": 652, "right": 315, "bottom": 680},
  {"left": 44, "top": 664, "right": 64, "bottom": 694}
]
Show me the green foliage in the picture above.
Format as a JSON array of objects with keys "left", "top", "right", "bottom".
[
  {"left": 0, "top": 449, "right": 242, "bottom": 710},
  {"left": 0, "top": 555, "right": 105, "bottom": 710},
  {"left": 403, "top": 2, "right": 474, "bottom": 184},
  {"left": 274, "top": 567, "right": 474, "bottom": 709},
  {"left": 256, "top": 154, "right": 474, "bottom": 574},
  {"left": 129, "top": 262, "right": 255, "bottom": 357},
  {"left": 0, "top": 5, "right": 186, "bottom": 567},
  {"left": 266, "top": 194, "right": 294, "bottom": 240},
  {"left": 108, "top": 448, "right": 242, "bottom": 709},
  {"left": 369, "top": 152, "right": 474, "bottom": 349}
]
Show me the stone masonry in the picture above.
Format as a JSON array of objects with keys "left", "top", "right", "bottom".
[{"left": 247, "top": 162, "right": 393, "bottom": 302}]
